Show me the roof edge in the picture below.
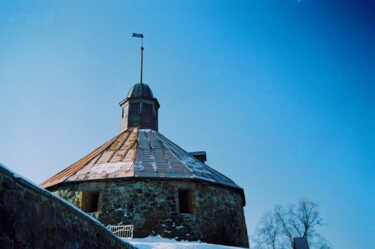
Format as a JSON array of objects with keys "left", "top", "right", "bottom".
[
  {"left": 40, "top": 128, "right": 135, "bottom": 189},
  {"left": 46, "top": 176, "right": 246, "bottom": 206}
]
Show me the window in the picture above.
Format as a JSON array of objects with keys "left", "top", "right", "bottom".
[
  {"left": 178, "top": 189, "right": 193, "bottom": 214},
  {"left": 80, "top": 191, "right": 100, "bottom": 212},
  {"left": 143, "top": 103, "right": 153, "bottom": 115},
  {"left": 130, "top": 103, "right": 140, "bottom": 114}
]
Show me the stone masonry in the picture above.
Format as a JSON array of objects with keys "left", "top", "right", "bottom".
[
  {"left": 51, "top": 178, "right": 249, "bottom": 247},
  {"left": 0, "top": 165, "right": 135, "bottom": 249}
]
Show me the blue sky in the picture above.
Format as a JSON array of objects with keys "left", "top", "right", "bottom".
[{"left": 0, "top": 1, "right": 374, "bottom": 248}]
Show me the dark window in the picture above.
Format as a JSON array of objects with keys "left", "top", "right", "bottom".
[
  {"left": 81, "top": 191, "right": 100, "bottom": 212},
  {"left": 178, "top": 189, "right": 193, "bottom": 214},
  {"left": 130, "top": 103, "right": 140, "bottom": 114},
  {"left": 143, "top": 103, "right": 153, "bottom": 115}
]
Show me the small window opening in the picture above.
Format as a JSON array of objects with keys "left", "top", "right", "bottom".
[
  {"left": 81, "top": 191, "right": 100, "bottom": 212},
  {"left": 143, "top": 103, "right": 153, "bottom": 115},
  {"left": 130, "top": 103, "right": 140, "bottom": 114},
  {"left": 178, "top": 189, "right": 193, "bottom": 214}
]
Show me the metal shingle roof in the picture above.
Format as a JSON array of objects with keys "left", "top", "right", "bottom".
[{"left": 41, "top": 128, "right": 241, "bottom": 191}]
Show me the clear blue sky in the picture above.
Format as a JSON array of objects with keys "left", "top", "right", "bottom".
[{"left": 1, "top": 1, "right": 374, "bottom": 248}]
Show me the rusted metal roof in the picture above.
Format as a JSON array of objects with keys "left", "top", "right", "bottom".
[{"left": 41, "top": 129, "right": 241, "bottom": 190}]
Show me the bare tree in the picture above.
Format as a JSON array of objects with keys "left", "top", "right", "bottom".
[
  {"left": 253, "top": 212, "right": 282, "bottom": 249},
  {"left": 252, "top": 199, "right": 331, "bottom": 249}
]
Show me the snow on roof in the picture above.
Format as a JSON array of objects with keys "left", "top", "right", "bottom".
[{"left": 41, "top": 128, "right": 242, "bottom": 192}]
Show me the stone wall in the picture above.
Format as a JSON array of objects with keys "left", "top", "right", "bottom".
[
  {"left": 51, "top": 178, "right": 249, "bottom": 247},
  {"left": 0, "top": 165, "right": 135, "bottom": 249}
]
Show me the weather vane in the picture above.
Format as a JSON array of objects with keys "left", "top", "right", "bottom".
[{"left": 132, "top": 33, "right": 144, "bottom": 84}]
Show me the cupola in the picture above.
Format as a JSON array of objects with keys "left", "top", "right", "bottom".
[{"left": 119, "top": 82, "right": 160, "bottom": 131}]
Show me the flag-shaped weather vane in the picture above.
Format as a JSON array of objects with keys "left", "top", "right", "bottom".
[{"left": 132, "top": 33, "right": 144, "bottom": 84}]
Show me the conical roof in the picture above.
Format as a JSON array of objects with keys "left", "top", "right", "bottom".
[{"left": 41, "top": 128, "right": 242, "bottom": 192}]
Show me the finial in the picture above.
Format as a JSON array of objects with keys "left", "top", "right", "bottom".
[{"left": 132, "top": 33, "right": 144, "bottom": 84}]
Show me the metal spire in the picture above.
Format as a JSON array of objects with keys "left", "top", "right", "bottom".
[{"left": 132, "top": 33, "right": 144, "bottom": 84}]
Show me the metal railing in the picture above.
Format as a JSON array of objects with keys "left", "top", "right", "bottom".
[{"left": 107, "top": 225, "right": 134, "bottom": 239}]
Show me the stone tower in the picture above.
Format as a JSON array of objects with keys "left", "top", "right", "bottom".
[{"left": 41, "top": 45, "right": 249, "bottom": 247}]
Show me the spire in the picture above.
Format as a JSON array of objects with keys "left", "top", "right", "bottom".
[
  {"left": 140, "top": 46, "right": 144, "bottom": 84},
  {"left": 132, "top": 33, "right": 144, "bottom": 84},
  {"left": 119, "top": 34, "right": 160, "bottom": 132}
]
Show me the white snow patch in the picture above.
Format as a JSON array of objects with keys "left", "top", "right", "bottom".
[
  {"left": 89, "top": 162, "right": 126, "bottom": 174},
  {"left": 135, "top": 162, "right": 144, "bottom": 171},
  {"left": 125, "top": 236, "right": 244, "bottom": 249},
  {"left": 151, "top": 158, "right": 158, "bottom": 172}
]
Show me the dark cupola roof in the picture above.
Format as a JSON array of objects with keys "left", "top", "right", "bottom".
[{"left": 127, "top": 83, "right": 154, "bottom": 98}]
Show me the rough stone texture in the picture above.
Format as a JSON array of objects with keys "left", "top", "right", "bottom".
[
  {"left": 0, "top": 165, "right": 135, "bottom": 249},
  {"left": 50, "top": 178, "right": 249, "bottom": 247}
]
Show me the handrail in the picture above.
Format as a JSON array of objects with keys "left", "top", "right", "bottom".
[{"left": 106, "top": 225, "right": 134, "bottom": 239}]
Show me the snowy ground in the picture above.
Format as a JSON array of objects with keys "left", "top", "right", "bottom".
[{"left": 125, "top": 236, "right": 244, "bottom": 249}]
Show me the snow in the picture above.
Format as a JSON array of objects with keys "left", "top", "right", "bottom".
[
  {"left": 89, "top": 162, "right": 128, "bottom": 174},
  {"left": 125, "top": 236, "right": 244, "bottom": 249}
]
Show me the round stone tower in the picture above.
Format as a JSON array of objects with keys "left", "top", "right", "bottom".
[{"left": 41, "top": 83, "right": 249, "bottom": 247}]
